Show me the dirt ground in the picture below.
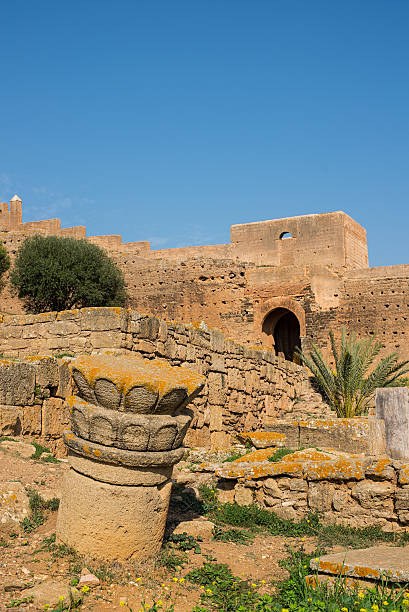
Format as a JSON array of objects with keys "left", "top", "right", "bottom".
[{"left": 0, "top": 439, "right": 320, "bottom": 611}]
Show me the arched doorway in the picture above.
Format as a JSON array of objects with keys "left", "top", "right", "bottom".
[{"left": 262, "top": 307, "right": 301, "bottom": 361}]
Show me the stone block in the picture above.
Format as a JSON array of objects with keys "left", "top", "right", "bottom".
[
  {"left": 0, "top": 361, "right": 35, "bottom": 405},
  {"left": 234, "top": 485, "right": 253, "bottom": 505},
  {"left": 139, "top": 316, "right": 160, "bottom": 340},
  {"left": 265, "top": 420, "right": 300, "bottom": 448},
  {"left": 209, "top": 405, "right": 224, "bottom": 432},
  {"left": 42, "top": 397, "right": 68, "bottom": 438},
  {"left": 299, "top": 418, "right": 385, "bottom": 454},
  {"left": 394, "top": 488, "right": 409, "bottom": 511},
  {"left": 79, "top": 307, "right": 123, "bottom": 331},
  {"left": 308, "top": 482, "right": 334, "bottom": 511},
  {"left": 210, "top": 431, "right": 231, "bottom": 449},
  {"left": 376, "top": 388, "right": 409, "bottom": 460},
  {"left": 21, "top": 405, "right": 42, "bottom": 435},
  {"left": 207, "top": 372, "right": 227, "bottom": 404},
  {"left": 0, "top": 405, "right": 21, "bottom": 435},
  {"left": 351, "top": 480, "right": 394, "bottom": 509}
]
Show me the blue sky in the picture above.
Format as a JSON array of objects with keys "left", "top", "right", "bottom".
[{"left": 1, "top": 1, "right": 408, "bottom": 266}]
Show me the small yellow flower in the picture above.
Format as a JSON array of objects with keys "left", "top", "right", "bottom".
[
  {"left": 251, "top": 583, "right": 256, "bottom": 588},
  {"left": 358, "top": 593, "right": 365, "bottom": 599},
  {"left": 383, "top": 602, "right": 389, "bottom": 606},
  {"left": 157, "top": 601, "right": 163, "bottom": 606},
  {"left": 261, "top": 580, "right": 266, "bottom": 584},
  {"left": 120, "top": 603, "right": 126, "bottom": 607},
  {"left": 282, "top": 609, "right": 290, "bottom": 612},
  {"left": 341, "top": 608, "right": 348, "bottom": 612},
  {"left": 172, "top": 577, "right": 178, "bottom": 582},
  {"left": 360, "top": 609, "right": 367, "bottom": 612},
  {"left": 58, "top": 596, "right": 65, "bottom": 601},
  {"left": 372, "top": 605, "right": 379, "bottom": 612},
  {"left": 206, "top": 588, "right": 212, "bottom": 595},
  {"left": 81, "top": 585, "right": 90, "bottom": 593},
  {"left": 136, "top": 577, "right": 141, "bottom": 582},
  {"left": 179, "top": 578, "right": 185, "bottom": 584},
  {"left": 308, "top": 598, "right": 312, "bottom": 602}
]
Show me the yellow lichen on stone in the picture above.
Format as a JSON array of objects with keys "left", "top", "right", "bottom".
[
  {"left": 233, "top": 448, "right": 278, "bottom": 462},
  {"left": 70, "top": 354, "right": 205, "bottom": 398}
]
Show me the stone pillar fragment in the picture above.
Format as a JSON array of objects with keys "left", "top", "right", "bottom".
[
  {"left": 376, "top": 388, "right": 409, "bottom": 460},
  {"left": 56, "top": 354, "right": 204, "bottom": 561}
]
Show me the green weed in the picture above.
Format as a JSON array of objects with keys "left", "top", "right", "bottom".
[
  {"left": 30, "top": 441, "right": 53, "bottom": 460},
  {"left": 212, "top": 525, "right": 253, "bottom": 545},
  {"left": 21, "top": 489, "right": 60, "bottom": 532}
]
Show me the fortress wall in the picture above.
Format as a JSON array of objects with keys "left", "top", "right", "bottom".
[
  {"left": 151, "top": 244, "right": 232, "bottom": 261},
  {"left": 111, "top": 254, "right": 256, "bottom": 343},
  {"left": 0, "top": 307, "right": 313, "bottom": 449}
]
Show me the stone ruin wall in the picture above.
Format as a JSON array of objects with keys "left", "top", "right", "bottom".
[
  {"left": 0, "top": 307, "right": 314, "bottom": 450},
  {"left": 0, "top": 197, "right": 409, "bottom": 363}
]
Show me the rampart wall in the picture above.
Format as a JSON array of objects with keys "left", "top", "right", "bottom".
[
  {"left": 0, "top": 307, "right": 317, "bottom": 449},
  {"left": 0, "top": 196, "right": 408, "bottom": 364}
]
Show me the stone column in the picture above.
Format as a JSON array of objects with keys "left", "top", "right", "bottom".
[
  {"left": 376, "top": 388, "right": 409, "bottom": 460},
  {"left": 56, "top": 354, "right": 204, "bottom": 561}
]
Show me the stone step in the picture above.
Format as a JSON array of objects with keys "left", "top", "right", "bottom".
[{"left": 310, "top": 546, "right": 409, "bottom": 583}]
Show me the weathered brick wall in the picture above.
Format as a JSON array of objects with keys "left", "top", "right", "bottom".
[{"left": 0, "top": 307, "right": 315, "bottom": 449}]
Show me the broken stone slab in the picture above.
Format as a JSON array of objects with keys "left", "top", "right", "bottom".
[
  {"left": 68, "top": 396, "right": 192, "bottom": 451},
  {"left": 299, "top": 417, "right": 386, "bottom": 455},
  {"left": 63, "top": 430, "right": 185, "bottom": 467},
  {"left": 237, "top": 431, "right": 287, "bottom": 449},
  {"left": 310, "top": 546, "right": 409, "bottom": 582},
  {"left": 376, "top": 388, "right": 409, "bottom": 460},
  {"left": 304, "top": 457, "right": 369, "bottom": 481},
  {"left": 70, "top": 354, "right": 205, "bottom": 414}
]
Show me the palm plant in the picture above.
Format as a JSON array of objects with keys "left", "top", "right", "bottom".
[{"left": 296, "top": 329, "right": 409, "bottom": 417}]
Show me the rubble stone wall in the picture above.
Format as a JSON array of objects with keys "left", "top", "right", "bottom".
[
  {"left": 0, "top": 307, "right": 315, "bottom": 449},
  {"left": 215, "top": 456, "right": 409, "bottom": 530}
]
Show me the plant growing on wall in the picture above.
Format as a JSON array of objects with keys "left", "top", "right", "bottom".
[
  {"left": 296, "top": 329, "right": 409, "bottom": 417},
  {"left": 10, "top": 235, "right": 128, "bottom": 313},
  {"left": 0, "top": 242, "right": 10, "bottom": 290}
]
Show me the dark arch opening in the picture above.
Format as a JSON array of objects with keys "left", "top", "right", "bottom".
[
  {"left": 279, "top": 231, "right": 292, "bottom": 239},
  {"left": 262, "top": 307, "right": 301, "bottom": 361}
]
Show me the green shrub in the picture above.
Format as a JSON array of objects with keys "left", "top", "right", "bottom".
[{"left": 10, "top": 234, "right": 127, "bottom": 313}]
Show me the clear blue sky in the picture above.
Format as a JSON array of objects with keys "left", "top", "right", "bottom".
[{"left": 1, "top": 1, "right": 408, "bottom": 267}]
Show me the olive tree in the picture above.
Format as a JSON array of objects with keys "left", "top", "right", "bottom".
[{"left": 10, "top": 234, "right": 127, "bottom": 313}]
